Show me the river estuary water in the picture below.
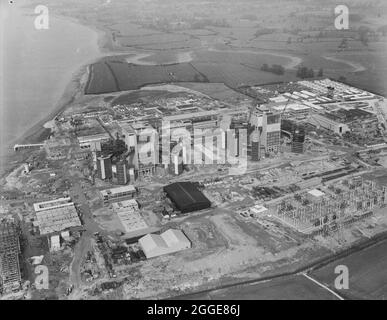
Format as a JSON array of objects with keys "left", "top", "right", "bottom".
[{"left": 1, "top": 0, "right": 101, "bottom": 167}]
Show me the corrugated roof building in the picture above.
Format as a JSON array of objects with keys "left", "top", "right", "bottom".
[
  {"left": 139, "top": 229, "right": 191, "bottom": 259},
  {"left": 163, "top": 182, "right": 211, "bottom": 213}
]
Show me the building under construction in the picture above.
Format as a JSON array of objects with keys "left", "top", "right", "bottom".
[
  {"left": 275, "top": 178, "right": 387, "bottom": 234},
  {"left": 291, "top": 125, "right": 305, "bottom": 154},
  {"left": 0, "top": 221, "right": 22, "bottom": 294}
]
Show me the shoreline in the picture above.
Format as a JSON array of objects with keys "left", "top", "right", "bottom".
[{"left": 0, "top": 11, "right": 109, "bottom": 179}]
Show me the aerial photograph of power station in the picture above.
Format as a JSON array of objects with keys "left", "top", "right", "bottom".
[{"left": 1, "top": 0, "right": 387, "bottom": 305}]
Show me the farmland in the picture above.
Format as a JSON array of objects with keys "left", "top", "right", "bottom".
[
  {"left": 85, "top": 59, "right": 209, "bottom": 94},
  {"left": 180, "top": 275, "right": 339, "bottom": 300},
  {"left": 85, "top": 50, "right": 299, "bottom": 95},
  {"left": 40, "top": 0, "right": 384, "bottom": 96},
  {"left": 311, "top": 239, "right": 387, "bottom": 299}
]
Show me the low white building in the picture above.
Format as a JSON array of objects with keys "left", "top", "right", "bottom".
[
  {"left": 50, "top": 235, "right": 61, "bottom": 252},
  {"left": 139, "top": 229, "right": 191, "bottom": 259},
  {"left": 250, "top": 204, "right": 268, "bottom": 216},
  {"left": 308, "top": 189, "right": 325, "bottom": 200}
]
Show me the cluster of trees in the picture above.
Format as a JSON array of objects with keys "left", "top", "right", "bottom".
[
  {"left": 296, "top": 66, "right": 323, "bottom": 79},
  {"left": 358, "top": 26, "right": 370, "bottom": 46},
  {"left": 297, "top": 66, "right": 313, "bottom": 78},
  {"left": 240, "top": 14, "right": 258, "bottom": 21},
  {"left": 378, "top": 25, "right": 387, "bottom": 37},
  {"left": 261, "top": 63, "right": 285, "bottom": 75},
  {"left": 141, "top": 17, "right": 230, "bottom": 32},
  {"left": 254, "top": 28, "right": 276, "bottom": 38},
  {"left": 101, "top": 138, "right": 127, "bottom": 158},
  {"left": 191, "top": 18, "right": 230, "bottom": 29}
]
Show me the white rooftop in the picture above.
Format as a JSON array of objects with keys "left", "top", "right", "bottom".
[
  {"left": 35, "top": 202, "right": 81, "bottom": 235},
  {"left": 100, "top": 185, "right": 136, "bottom": 197},
  {"left": 308, "top": 189, "right": 325, "bottom": 198},
  {"left": 250, "top": 204, "right": 268, "bottom": 214},
  {"left": 77, "top": 133, "right": 110, "bottom": 143},
  {"left": 139, "top": 229, "right": 191, "bottom": 259},
  {"left": 33, "top": 197, "right": 73, "bottom": 212},
  {"left": 111, "top": 199, "right": 148, "bottom": 234}
]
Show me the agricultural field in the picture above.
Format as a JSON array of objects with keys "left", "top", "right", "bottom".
[
  {"left": 85, "top": 59, "right": 208, "bottom": 94},
  {"left": 181, "top": 275, "right": 339, "bottom": 300},
  {"left": 85, "top": 62, "right": 118, "bottom": 94},
  {"left": 311, "top": 239, "right": 387, "bottom": 299},
  {"left": 61, "top": 0, "right": 387, "bottom": 96},
  {"left": 191, "top": 61, "right": 296, "bottom": 88},
  {"left": 111, "top": 89, "right": 189, "bottom": 106},
  {"left": 117, "top": 33, "right": 193, "bottom": 48},
  {"left": 173, "top": 82, "right": 255, "bottom": 105}
]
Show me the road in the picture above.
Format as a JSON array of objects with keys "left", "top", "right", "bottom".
[
  {"left": 175, "top": 274, "right": 340, "bottom": 300},
  {"left": 66, "top": 170, "right": 101, "bottom": 294}
]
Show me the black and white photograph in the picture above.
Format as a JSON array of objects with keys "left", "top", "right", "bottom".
[{"left": 1, "top": 0, "right": 387, "bottom": 306}]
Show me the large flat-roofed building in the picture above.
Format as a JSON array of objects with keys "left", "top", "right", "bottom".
[
  {"left": 77, "top": 133, "right": 110, "bottom": 149},
  {"left": 163, "top": 110, "right": 220, "bottom": 123},
  {"left": 100, "top": 185, "right": 137, "bottom": 203},
  {"left": 308, "top": 112, "right": 350, "bottom": 135},
  {"left": 139, "top": 229, "right": 191, "bottom": 259},
  {"left": 112, "top": 199, "right": 148, "bottom": 234},
  {"left": 0, "top": 222, "right": 21, "bottom": 293},
  {"left": 33, "top": 198, "right": 82, "bottom": 235},
  {"left": 164, "top": 182, "right": 211, "bottom": 213}
]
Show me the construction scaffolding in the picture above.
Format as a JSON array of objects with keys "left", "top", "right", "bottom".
[
  {"left": 275, "top": 178, "right": 387, "bottom": 234},
  {"left": 0, "top": 222, "right": 22, "bottom": 294}
]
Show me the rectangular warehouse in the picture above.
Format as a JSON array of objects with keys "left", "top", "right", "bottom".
[
  {"left": 33, "top": 198, "right": 82, "bottom": 235},
  {"left": 139, "top": 229, "right": 191, "bottom": 259},
  {"left": 163, "top": 182, "right": 211, "bottom": 213}
]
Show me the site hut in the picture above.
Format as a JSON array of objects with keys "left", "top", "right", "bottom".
[
  {"left": 163, "top": 182, "right": 211, "bottom": 215},
  {"left": 0, "top": 221, "right": 22, "bottom": 294},
  {"left": 100, "top": 185, "right": 137, "bottom": 205},
  {"left": 33, "top": 197, "right": 83, "bottom": 252},
  {"left": 247, "top": 204, "right": 269, "bottom": 218}
]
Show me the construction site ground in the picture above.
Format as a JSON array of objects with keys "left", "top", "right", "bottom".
[{"left": 2, "top": 128, "right": 387, "bottom": 300}]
